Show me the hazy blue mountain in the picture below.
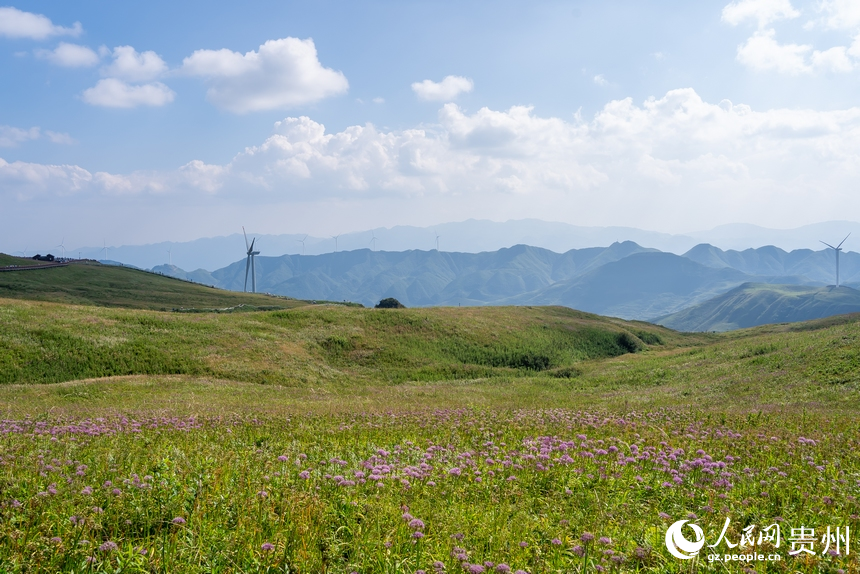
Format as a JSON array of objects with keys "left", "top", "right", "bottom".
[
  {"left": 207, "top": 242, "right": 659, "bottom": 308},
  {"left": 656, "top": 283, "right": 860, "bottom": 332},
  {"left": 151, "top": 264, "right": 217, "bottom": 286},
  {"left": 66, "top": 218, "right": 860, "bottom": 272},
  {"left": 682, "top": 244, "right": 859, "bottom": 284},
  {"left": 504, "top": 252, "right": 810, "bottom": 319}
]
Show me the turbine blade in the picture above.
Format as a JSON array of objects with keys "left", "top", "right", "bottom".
[
  {"left": 244, "top": 256, "right": 250, "bottom": 292},
  {"left": 837, "top": 233, "right": 851, "bottom": 249},
  {"left": 243, "top": 226, "right": 250, "bottom": 251},
  {"left": 251, "top": 255, "right": 256, "bottom": 293},
  {"left": 821, "top": 241, "right": 837, "bottom": 250}
]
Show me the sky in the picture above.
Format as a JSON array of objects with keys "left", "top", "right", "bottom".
[{"left": 2, "top": 0, "right": 860, "bottom": 253}]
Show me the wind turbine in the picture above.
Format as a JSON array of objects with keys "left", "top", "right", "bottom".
[
  {"left": 56, "top": 237, "right": 65, "bottom": 259},
  {"left": 243, "top": 227, "right": 260, "bottom": 293},
  {"left": 820, "top": 233, "right": 851, "bottom": 287},
  {"left": 370, "top": 231, "right": 377, "bottom": 251},
  {"left": 332, "top": 234, "right": 340, "bottom": 253},
  {"left": 16, "top": 246, "right": 27, "bottom": 257},
  {"left": 296, "top": 235, "right": 308, "bottom": 255},
  {"left": 102, "top": 240, "right": 108, "bottom": 261},
  {"left": 167, "top": 248, "right": 172, "bottom": 266},
  {"left": 434, "top": 231, "right": 440, "bottom": 252}
]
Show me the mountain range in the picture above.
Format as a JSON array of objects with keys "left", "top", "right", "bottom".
[
  {"left": 656, "top": 283, "right": 860, "bottom": 332},
  {"left": 151, "top": 241, "right": 860, "bottom": 322},
  {"left": 47, "top": 219, "right": 860, "bottom": 272}
]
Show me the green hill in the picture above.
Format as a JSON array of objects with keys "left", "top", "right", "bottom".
[
  {"left": 0, "top": 299, "right": 685, "bottom": 385},
  {"left": 0, "top": 254, "right": 306, "bottom": 311},
  {"left": 656, "top": 282, "right": 860, "bottom": 331}
]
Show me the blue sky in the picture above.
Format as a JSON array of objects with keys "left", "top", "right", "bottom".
[{"left": 2, "top": 0, "right": 860, "bottom": 251}]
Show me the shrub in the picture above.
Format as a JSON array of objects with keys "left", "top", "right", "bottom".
[{"left": 375, "top": 298, "right": 405, "bottom": 309}]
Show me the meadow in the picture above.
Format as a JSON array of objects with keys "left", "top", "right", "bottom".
[{"left": 1, "top": 275, "right": 860, "bottom": 572}]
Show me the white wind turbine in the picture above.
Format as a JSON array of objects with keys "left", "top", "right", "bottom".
[
  {"left": 370, "top": 231, "right": 377, "bottom": 251},
  {"left": 167, "top": 247, "right": 172, "bottom": 266},
  {"left": 434, "top": 231, "right": 440, "bottom": 251},
  {"left": 243, "top": 227, "right": 260, "bottom": 293},
  {"left": 17, "top": 246, "right": 27, "bottom": 257},
  {"left": 820, "top": 233, "right": 851, "bottom": 287},
  {"left": 56, "top": 237, "right": 66, "bottom": 259},
  {"left": 332, "top": 234, "right": 340, "bottom": 253},
  {"left": 296, "top": 235, "right": 308, "bottom": 255},
  {"left": 102, "top": 240, "right": 108, "bottom": 261}
]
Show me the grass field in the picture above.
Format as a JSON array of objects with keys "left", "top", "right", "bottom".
[
  {"left": 0, "top": 255, "right": 307, "bottom": 312},
  {"left": 1, "top": 293, "right": 859, "bottom": 573}
]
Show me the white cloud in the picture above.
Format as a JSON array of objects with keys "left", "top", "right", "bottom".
[
  {"left": 736, "top": 29, "right": 812, "bottom": 73},
  {"left": 0, "top": 7, "right": 81, "bottom": 40},
  {"left": 722, "top": 0, "right": 800, "bottom": 27},
  {"left": 411, "top": 76, "right": 474, "bottom": 101},
  {"left": 82, "top": 79, "right": 175, "bottom": 108},
  {"left": 180, "top": 37, "right": 348, "bottom": 113},
  {"left": 593, "top": 74, "right": 609, "bottom": 86},
  {"left": 818, "top": 0, "right": 860, "bottom": 30},
  {"left": 0, "top": 126, "right": 73, "bottom": 147},
  {"left": 0, "top": 126, "right": 39, "bottom": 147},
  {"left": 7, "top": 89, "right": 860, "bottom": 232},
  {"left": 45, "top": 131, "right": 74, "bottom": 145},
  {"left": 373, "top": 97, "right": 385, "bottom": 104},
  {"left": 36, "top": 42, "right": 99, "bottom": 67},
  {"left": 811, "top": 46, "right": 854, "bottom": 72},
  {"left": 103, "top": 46, "right": 167, "bottom": 82}
]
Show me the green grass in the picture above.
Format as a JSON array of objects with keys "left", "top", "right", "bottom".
[
  {"left": 0, "top": 299, "right": 694, "bottom": 386},
  {"left": 2, "top": 294, "right": 860, "bottom": 572},
  {"left": 0, "top": 255, "right": 308, "bottom": 311}
]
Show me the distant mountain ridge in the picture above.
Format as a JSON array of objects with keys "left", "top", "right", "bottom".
[
  {"left": 154, "top": 241, "right": 835, "bottom": 321},
  {"left": 656, "top": 283, "right": 860, "bottom": 332},
  {"left": 62, "top": 219, "right": 860, "bottom": 272}
]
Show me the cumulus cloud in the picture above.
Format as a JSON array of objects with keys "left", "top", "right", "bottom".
[
  {"left": 6, "top": 89, "right": 860, "bottom": 231},
  {"left": 818, "top": 0, "right": 860, "bottom": 30},
  {"left": 0, "top": 7, "right": 81, "bottom": 40},
  {"left": 593, "top": 74, "right": 609, "bottom": 86},
  {"left": 103, "top": 46, "right": 167, "bottom": 82},
  {"left": 82, "top": 79, "right": 175, "bottom": 108},
  {"left": 411, "top": 76, "right": 474, "bottom": 101},
  {"left": 736, "top": 29, "right": 812, "bottom": 73},
  {"left": 180, "top": 37, "right": 348, "bottom": 113},
  {"left": 722, "top": 0, "right": 800, "bottom": 28},
  {"left": 811, "top": 46, "right": 854, "bottom": 72},
  {"left": 36, "top": 42, "right": 100, "bottom": 67}
]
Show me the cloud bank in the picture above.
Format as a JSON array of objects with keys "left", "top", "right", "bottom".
[{"left": 4, "top": 88, "right": 860, "bottom": 230}]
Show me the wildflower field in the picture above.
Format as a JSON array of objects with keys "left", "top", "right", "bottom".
[{"left": 1, "top": 296, "right": 860, "bottom": 573}]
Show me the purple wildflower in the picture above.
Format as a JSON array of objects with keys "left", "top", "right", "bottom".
[
  {"left": 171, "top": 517, "right": 186, "bottom": 525},
  {"left": 99, "top": 541, "right": 118, "bottom": 552},
  {"left": 261, "top": 542, "right": 275, "bottom": 551}
]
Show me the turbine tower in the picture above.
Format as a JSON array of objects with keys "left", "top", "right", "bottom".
[
  {"left": 820, "top": 233, "right": 851, "bottom": 287},
  {"left": 332, "top": 234, "right": 340, "bottom": 253},
  {"left": 434, "top": 231, "right": 440, "bottom": 251},
  {"left": 56, "top": 237, "right": 65, "bottom": 259},
  {"left": 243, "top": 227, "right": 260, "bottom": 293},
  {"left": 296, "top": 235, "right": 307, "bottom": 255},
  {"left": 167, "top": 248, "right": 172, "bottom": 266}
]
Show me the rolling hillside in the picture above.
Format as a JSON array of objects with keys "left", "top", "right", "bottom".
[
  {"left": 0, "top": 254, "right": 306, "bottom": 311},
  {"left": 0, "top": 299, "right": 684, "bottom": 385},
  {"left": 656, "top": 282, "right": 860, "bottom": 331}
]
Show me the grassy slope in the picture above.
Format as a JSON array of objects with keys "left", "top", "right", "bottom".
[
  {"left": 0, "top": 299, "right": 692, "bottom": 385},
  {"left": 1, "top": 293, "right": 860, "bottom": 417},
  {"left": 0, "top": 255, "right": 308, "bottom": 311},
  {"left": 657, "top": 282, "right": 860, "bottom": 331}
]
